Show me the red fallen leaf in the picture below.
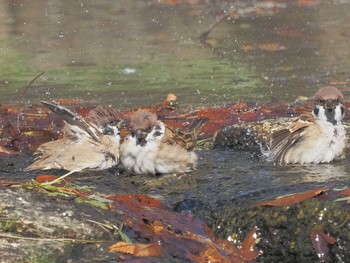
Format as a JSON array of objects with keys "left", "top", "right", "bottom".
[
  {"left": 311, "top": 232, "right": 336, "bottom": 261},
  {"left": 337, "top": 188, "right": 350, "bottom": 197},
  {"left": 238, "top": 111, "right": 260, "bottom": 122},
  {"left": 108, "top": 242, "right": 163, "bottom": 257},
  {"left": 240, "top": 44, "right": 256, "bottom": 52},
  {"left": 0, "top": 145, "right": 19, "bottom": 155},
  {"left": 0, "top": 122, "right": 17, "bottom": 138},
  {"left": 239, "top": 228, "right": 262, "bottom": 261},
  {"left": 107, "top": 194, "right": 164, "bottom": 208},
  {"left": 55, "top": 98, "right": 84, "bottom": 105},
  {"left": 2, "top": 107, "right": 20, "bottom": 114},
  {"left": 297, "top": 0, "right": 321, "bottom": 7},
  {"left": 8, "top": 128, "right": 59, "bottom": 153},
  {"left": 198, "top": 247, "right": 231, "bottom": 263},
  {"left": 34, "top": 175, "right": 74, "bottom": 183},
  {"left": 110, "top": 194, "right": 261, "bottom": 262},
  {"left": 258, "top": 43, "right": 287, "bottom": 52},
  {"left": 253, "top": 187, "right": 328, "bottom": 207},
  {"left": 0, "top": 181, "right": 20, "bottom": 187}
]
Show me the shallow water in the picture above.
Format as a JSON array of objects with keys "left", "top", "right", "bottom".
[
  {"left": 1, "top": 1, "right": 350, "bottom": 108},
  {"left": 1, "top": 0, "right": 350, "bottom": 261}
]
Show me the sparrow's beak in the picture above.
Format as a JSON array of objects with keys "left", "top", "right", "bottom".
[
  {"left": 135, "top": 129, "right": 147, "bottom": 146},
  {"left": 324, "top": 99, "right": 336, "bottom": 112},
  {"left": 117, "top": 119, "right": 127, "bottom": 129}
]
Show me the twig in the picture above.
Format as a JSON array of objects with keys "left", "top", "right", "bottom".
[
  {"left": 86, "top": 219, "right": 115, "bottom": 239},
  {"left": 0, "top": 233, "right": 107, "bottom": 243},
  {"left": 198, "top": 11, "right": 232, "bottom": 43},
  {"left": 20, "top": 71, "right": 46, "bottom": 97},
  {"left": 16, "top": 71, "right": 46, "bottom": 130}
]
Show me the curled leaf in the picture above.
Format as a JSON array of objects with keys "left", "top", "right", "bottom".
[{"left": 108, "top": 242, "right": 162, "bottom": 257}]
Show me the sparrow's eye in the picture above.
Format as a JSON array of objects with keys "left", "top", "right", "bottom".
[
  {"left": 319, "top": 100, "right": 325, "bottom": 105},
  {"left": 147, "top": 126, "right": 152, "bottom": 132},
  {"left": 109, "top": 120, "right": 116, "bottom": 126}
]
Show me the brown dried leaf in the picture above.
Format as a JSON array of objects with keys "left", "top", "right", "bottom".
[
  {"left": 0, "top": 145, "right": 19, "bottom": 155},
  {"left": 108, "top": 242, "right": 162, "bottom": 257},
  {"left": 35, "top": 175, "right": 69, "bottom": 183},
  {"left": 240, "top": 228, "right": 261, "bottom": 261},
  {"left": 254, "top": 187, "right": 328, "bottom": 207},
  {"left": 258, "top": 43, "right": 287, "bottom": 51}
]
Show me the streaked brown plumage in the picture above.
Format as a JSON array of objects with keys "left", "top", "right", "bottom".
[
  {"left": 121, "top": 111, "right": 207, "bottom": 175},
  {"left": 269, "top": 86, "right": 346, "bottom": 164},
  {"left": 214, "top": 86, "right": 347, "bottom": 164},
  {"left": 26, "top": 101, "right": 121, "bottom": 183}
]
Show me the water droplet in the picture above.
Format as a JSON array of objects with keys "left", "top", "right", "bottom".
[{"left": 122, "top": 68, "right": 136, "bottom": 75}]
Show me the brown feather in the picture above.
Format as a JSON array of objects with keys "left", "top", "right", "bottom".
[
  {"left": 86, "top": 106, "right": 121, "bottom": 127},
  {"left": 162, "top": 118, "right": 207, "bottom": 150},
  {"left": 271, "top": 114, "right": 315, "bottom": 163},
  {"left": 41, "top": 101, "right": 100, "bottom": 142}
]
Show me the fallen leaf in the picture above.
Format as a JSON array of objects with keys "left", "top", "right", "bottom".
[
  {"left": 297, "top": 0, "right": 321, "bottom": 7},
  {"left": 253, "top": 187, "right": 328, "bottom": 207},
  {"left": 329, "top": 81, "right": 350, "bottom": 85},
  {"left": 0, "top": 145, "right": 19, "bottom": 155},
  {"left": 55, "top": 98, "right": 84, "bottom": 105},
  {"left": 311, "top": 232, "right": 336, "bottom": 261},
  {"left": 109, "top": 242, "right": 163, "bottom": 257},
  {"left": 337, "top": 188, "right": 350, "bottom": 197},
  {"left": 239, "top": 228, "right": 261, "bottom": 260},
  {"left": 258, "top": 43, "right": 287, "bottom": 52},
  {"left": 0, "top": 181, "right": 20, "bottom": 187},
  {"left": 240, "top": 44, "right": 256, "bottom": 52},
  {"left": 35, "top": 175, "right": 62, "bottom": 183},
  {"left": 107, "top": 194, "right": 164, "bottom": 208}
]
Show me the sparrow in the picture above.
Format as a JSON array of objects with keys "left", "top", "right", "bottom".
[
  {"left": 269, "top": 86, "right": 346, "bottom": 164},
  {"left": 213, "top": 86, "right": 347, "bottom": 164},
  {"left": 120, "top": 111, "right": 207, "bottom": 175},
  {"left": 26, "top": 101, "right": 122, "bottom": 184}
]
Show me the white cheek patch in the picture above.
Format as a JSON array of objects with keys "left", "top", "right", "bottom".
[
  {"left": 313, "top": 105, "right": 327, "bottom": 121},
  {"left": 334, "top": 104, "right": 344, "bottom": 122},
  {"left": 145, "top": 121, "right": 165, "bottom": 143}
]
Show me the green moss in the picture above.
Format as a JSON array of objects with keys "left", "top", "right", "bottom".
[{"left": 20, "top": 253, "right": 53, "bottom": 263}]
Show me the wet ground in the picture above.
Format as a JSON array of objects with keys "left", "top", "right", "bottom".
[{"left": 1, "top": 0, "right": 350, "bottom": 262}]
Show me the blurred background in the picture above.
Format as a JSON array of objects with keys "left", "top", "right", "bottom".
[{"left": 0, "top": 0, "right": 349, "bottom": 109}]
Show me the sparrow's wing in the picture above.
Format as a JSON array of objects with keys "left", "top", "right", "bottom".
[
  {"left": 270, "top": 113, "right": 315, "bottom": 162},
  {"left": 85, "top": 106, "right": 121, "bottom": 127},
  {"left": 162, "top": 118, "right": 207, "bottom": 150},
  {"left": 41, "top": 101, "right": 101, "bottom": 141}
]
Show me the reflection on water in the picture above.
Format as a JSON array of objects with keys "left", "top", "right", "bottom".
[{"left": 0, "top": 1, "right": 350, "bottom": 108}]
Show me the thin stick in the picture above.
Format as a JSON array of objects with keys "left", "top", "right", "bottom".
[
  {"left": 40, "top": 170, "right": 76, "bottom": 186},
  {"left": 198, "top": 12, "right": 232, "bottom": 42},
  {"left": 20, "top": 71, "right": 46, "bottom": 97},
  {"left": 0, "top": 233, "right": 106, "bottom": 243}
]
